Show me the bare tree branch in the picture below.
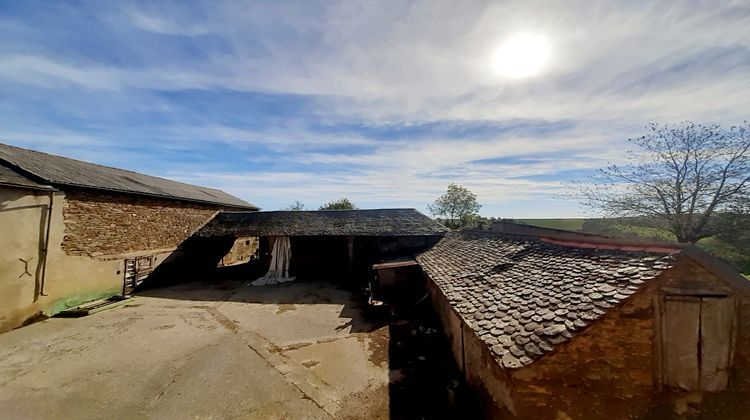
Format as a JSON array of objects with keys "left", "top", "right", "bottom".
[{"left": 570, "top": 122, "right": 750, "bottom": 243}]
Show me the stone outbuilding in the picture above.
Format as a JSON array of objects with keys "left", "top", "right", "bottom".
[
  {"left": 417, "top": 223, "right": 750, "bottom": 419},
  {"left": 0, "top": 143, "right": 257, "bottom": 332},
  {"left": 186, "top": 209, "right": 448, "bottom": 285}
]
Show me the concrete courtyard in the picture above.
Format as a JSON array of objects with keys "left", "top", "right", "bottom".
[{"left": 0, "top": 279, "right": 392, "bottom": 419}]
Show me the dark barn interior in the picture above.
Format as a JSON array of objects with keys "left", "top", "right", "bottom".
[{"left": 146, "top": 209, "right": 447, "bottom": 299}]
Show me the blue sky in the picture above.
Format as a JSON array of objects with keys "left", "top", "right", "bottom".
[{"left": 1, "top": 1, "right": 749, "bottom": 217}]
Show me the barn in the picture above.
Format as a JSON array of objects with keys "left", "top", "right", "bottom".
[
  {"left": 176, "top": 209, "right": 448, "bottom": 291},
  {"left": 0, "top": 143, "right": 257, "bottom": 332},
  {"left": 417, "top": 222, "right": 750, "bottom": 418}
]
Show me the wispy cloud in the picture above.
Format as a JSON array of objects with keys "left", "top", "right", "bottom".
[{"left": 0, "top": 0, "right": 748, "bottom": 216}]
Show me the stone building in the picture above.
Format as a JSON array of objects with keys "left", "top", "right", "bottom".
[
  {"left": 417, "top": 223, "right": 750, "bottom": 419},
  {"left": 188, "top": 208, "right": 448, "bottom": 283},
  {"left": 0, "top": 143, "right": 257, "bottom": 332}
]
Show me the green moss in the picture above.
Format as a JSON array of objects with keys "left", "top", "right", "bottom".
[{"left": 47, "top": 287, "right": 122, "bottom": 316}]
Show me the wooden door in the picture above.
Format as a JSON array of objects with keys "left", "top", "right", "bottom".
[
  {"left": 700, "top": 297, "right": 734, "bottom": 391},
  {"left": 661, "top": 295, "right": 734, "bottom": 391},
  {"left": 662, "top": 296, "right": 701, "bottom": 390}
]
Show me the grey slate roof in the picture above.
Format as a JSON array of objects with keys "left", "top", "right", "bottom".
[
  {"left": 197, "top": 209, "right": 450, "bottom": 237},
  {"left": 0, "top": 143, "right": 256, "bottom": 209},
  {"left": 416, "top": 231, "right": 675, "bottom": 369},
  {"left": 0, "top": 162, "right": 53, "bottom": 190}
]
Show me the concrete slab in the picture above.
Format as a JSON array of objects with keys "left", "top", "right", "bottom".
[
  {"left": 0, "top": 279, "right": 387, "bottom": 419},
  {"left": 282, "top": 330, "right": 390, "bottom": 418},
  {"left": 220, "top": 281, "right": 375, "bottom": 348}
]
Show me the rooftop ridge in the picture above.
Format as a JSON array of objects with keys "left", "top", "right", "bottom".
[
  {"left": 473, "top": 221, "right": 682, "bottom": 252},
  {"left": 0, "top": 142, "right": 257, "bottom": 209},
  {"left": 221, "top": 208, "right": 420, "bottom": 215},
  {"left": 199, "top": 208, "right": 449, "bottom": 237}
]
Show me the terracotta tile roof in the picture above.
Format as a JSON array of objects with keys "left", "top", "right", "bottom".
[
  {"left": 197, "top": 209, "right": 450, "bottom": 237},
  {"left": 416, "top": 231, "right": 675, "bottom": 369},
  {"left": 0, "top": 143, "right": 257, "bottom": 209}
]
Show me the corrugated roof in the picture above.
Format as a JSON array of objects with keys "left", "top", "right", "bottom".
[
  {"left": 0, "top": 143, "right": 257, "bottom": 209},
  {"left": 417, "top": 231, "right": 675, "bottom": 369},
  {"left": 0, "top": 162, "right": 53, "bottom": 190},
  {"left": 196, "top": 209, "right": 450, "bottom": 237}
]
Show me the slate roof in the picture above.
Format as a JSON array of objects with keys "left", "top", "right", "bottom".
[
  {"left": 0, "top": 143, "right": 256, "bottom": 209},
  {"left": 196, "top": 209, "right": 450, "bottom": 237},
  {"left": 416, "top": 231, "right": 676, "bottom": 369}
]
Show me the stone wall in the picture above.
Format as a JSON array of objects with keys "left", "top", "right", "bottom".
[
  {"left": 426, "top": 255, "right": 750, "bottom": 419},
  {"left": 510, "top": 256, "right": 750, "bottom": 419},
  {"left": 509, "top": 278, "right": 660, "bottom": 419},
  {"left": 61, "top": 188, "right": 226, "bottom": 257},
  {"left": 426, "top": 276, "right": 517, "bottom": 417},
  {"left": 220, "top": 236, "right": 259, "bottom": 266}
]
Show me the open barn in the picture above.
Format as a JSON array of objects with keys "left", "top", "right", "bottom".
[{"left": 162, "top": 209, "right": 448, "bottom": 290}]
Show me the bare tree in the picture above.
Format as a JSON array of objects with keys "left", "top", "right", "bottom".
[
  {"left": 575, "top": 122, "right": 750, "bottom": 243},
  {"left": 428, "top": 183, "right": 482, "bottom": 229},
  {"left": 284, "top": 200, "right": 306, "bottom": 210}
]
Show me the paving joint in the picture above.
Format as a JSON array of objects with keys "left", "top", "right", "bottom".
[{"left": 205, "top": 302, "right": 341, "bottom": 416}]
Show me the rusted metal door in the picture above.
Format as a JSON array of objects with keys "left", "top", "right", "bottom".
[{"left": 661, "top": 295, "right": 734, "bottom": 391}]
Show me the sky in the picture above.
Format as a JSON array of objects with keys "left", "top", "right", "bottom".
[{"left": 0, "top": 1, "right": 749, "bottom": 217}]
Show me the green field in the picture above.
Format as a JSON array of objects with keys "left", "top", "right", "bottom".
[
  {"left": 518, "top": 218, "right": 750, "bottom": 279},
  {"left": 516, "top": 218, "right": 585, "bottom": 231}
]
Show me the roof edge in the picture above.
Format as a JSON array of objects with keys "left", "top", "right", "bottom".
[
  {"left": 0, "top": 143, "right": 259, "bottom": 210},
  {"left": 230, "top": 208, "right": 422, "bottom": 214},
  {"left": 0, "top": 181, "right": 57, "bottom": 191},
  {"left": 59, "top": 183, "right": 259, "bottom": 210},
  {"left": 680, "top": 244, "right": 750, "bottom": 293},
  {"left": 479, "top": 221, "right": 682, "bottom": 252}
]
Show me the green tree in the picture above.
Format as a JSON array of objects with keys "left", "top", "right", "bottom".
[
  {"left": 428, "top": 183, "right": 482, "bottom": 229},
  {"left": 319, "top": 198, "right": 358, "bottom": 210},
  {"left": 574, "top": 122, "right": 750, "bottom": 243}
]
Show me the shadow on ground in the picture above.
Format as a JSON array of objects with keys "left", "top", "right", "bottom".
[{"left": 138, "top": 263, "right": 480, "bottom": 419}]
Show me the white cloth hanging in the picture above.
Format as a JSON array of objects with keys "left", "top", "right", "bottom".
[{"left": 250, "top": 236, "right": 296, "bottom": 286}]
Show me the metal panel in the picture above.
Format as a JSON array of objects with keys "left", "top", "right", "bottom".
[
  {"left": 663, "top": 296, "right": 701, "bottom": 390},
  {"left": 0, "top": 143, "right": 256, "bottom": 208}
]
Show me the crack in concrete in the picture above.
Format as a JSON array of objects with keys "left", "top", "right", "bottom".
[{"left": 204, "top": 303, "right": 340, "bottom": 417}]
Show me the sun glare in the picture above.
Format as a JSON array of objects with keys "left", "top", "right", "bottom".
[{"left": 492, "top": 33, "right": 551, "bottom": 79}]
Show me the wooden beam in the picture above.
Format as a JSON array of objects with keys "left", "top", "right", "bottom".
[{"left": 347, "top": 236, "right": 354, "bottom": 273}]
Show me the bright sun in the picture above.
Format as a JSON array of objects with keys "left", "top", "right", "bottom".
[{"left": 492, "top": 33, "right": 551, "bottom": 79}]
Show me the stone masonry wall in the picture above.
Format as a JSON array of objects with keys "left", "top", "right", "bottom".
[
  {"left": 509, "top": 279, "right": 659, "bottom": 419},
  {"left": 509, "top": 257, "right": 750, "bottom": 419},
  {"left": 61, "top": 188, "right": 228, "bottom": 257},
  {"left": 220, "top": 237, "right": 259, "bottom": 266}
]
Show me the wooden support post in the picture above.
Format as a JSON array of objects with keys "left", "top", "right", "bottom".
[{"left": 347, "top": 236, "right": 354, "bottom": 274}]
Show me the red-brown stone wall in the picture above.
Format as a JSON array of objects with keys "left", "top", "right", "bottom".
[
  {"left": 220, "top": 236, "right": 259, "bottom": 266},
  {"left": 61, "top": 188, "right": 228, "bottom": 257},
  {"left": 510, "top": 279, "right": 659, "bottom": 419},
  {"left": 509, "top": 257, "right": 750, "bottom": 419}
]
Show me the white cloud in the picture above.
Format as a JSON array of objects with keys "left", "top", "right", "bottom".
[{"left": 1, "top": 0, "right": 749, "bottom": 216}]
